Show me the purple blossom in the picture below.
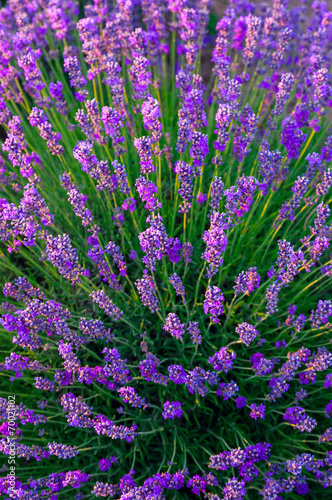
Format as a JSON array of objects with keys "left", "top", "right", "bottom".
[
  {"left": 236, "top": 322, "right": 259, "bottom": 347},
  {"left": 136, "top": 270, "right": 159, "bottom": 313},
  {"left": 249, "top": 403, "right": 265, "bottom": 420},
  {"left": 163, "top": 313, "right": 185, "bottom": 341},
  {"left": 168, "top": 364, "right": 187, "bottom": 385},
  {"left": 187, "top": 321, "right": 202, "bottom": 345},
  {"left": 235, "top": 396, "right": 247, "bottom": 409},
  {"left": 203, "top": 286, "right": 225, "bottom": 324},
  {"left": 208, "top": 348, "right": 236, "bottom": 373},
  {"left": 169, "top": 273, "right": 186, "bottom": 304},
  {"left": 135, "top": 176, "right": 161, "bottom": 212},
  {"left": 99, "top": 456, "right": 117, "bottom": 472},
  {"left": 90, "top": 290, "right": 123, "bottom": 321},
  {"left": 162, "top": 401, "right": 183, "bottom": 419},
  {"left": 134, "top": 136, "right": 155, "bottom": 174},
  {"left": 141, "top": 96, "right": 162, "bottom": 143},
  {"left": 234, "top": 267, "right": 261, "bottom": 296}
]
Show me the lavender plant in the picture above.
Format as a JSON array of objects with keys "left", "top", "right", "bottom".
[{"left": 0, "top": 0, "right": 332, "bottom": 499}]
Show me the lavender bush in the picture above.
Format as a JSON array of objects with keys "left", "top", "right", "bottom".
[{"left": 0, "top": 0, "right": 332, "bottom": 498}]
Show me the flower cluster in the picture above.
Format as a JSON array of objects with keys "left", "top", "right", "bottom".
[{"left": 0, "top": 1, "right": 331, "bottom": 499}]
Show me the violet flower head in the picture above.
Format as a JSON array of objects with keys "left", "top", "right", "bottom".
[
  {"left": 223, "top": 477, "right": 246, "bottom": 500},
  {"left": 162, "top": 401, "right": 183, "bottom": 420},
  {"left": 235, "top": 396, "right": 247, "bottom": 409},
  {"left": 234, "top": 266, "right": 261, "bottom": 296},
  {"left": 163, "top": 313, "right": 185, "bottom": 341},
  {"left": 135, "top": 176, "right": 161, "bottom": 212},
  {"left": 202, "top": 211, "right": 229, "bottom": 278},
  {"left": 136, "top": 270, "right": 159, "bottom": 313},
  {"left": 174, "top": 160, "right": 194, "bottom": 214},
  {"left": 101, "top": 106, "right": 126, "bottom": 156},
  {"left": 99, "top": 456, "right": 117, "bottom": 472},
  {"left": 134, "top": 136, "right": 155, "bottom": 174},
  {"left": 138, "top": 214, "right": 169, "bottom": 272},
  {"left": 60, "top": 173, "right": 93, "bottom": 227},
  {"left": 118, "top": 386, "right": 148, "bottom": 409},
  {"left": 28, "top": 107, "right": 64, "bottom": 155},
  {"left": 236, "top": 322, "right": 259, "bottom": 347},
  {"left": 169, "top": 273, "right": 186, "bottom": 304},
  {"left": 208, "top": 348, "right": 236, "bottom": 374},
  {"left": 141, "top": 96, "right": 163, "bottom": 143},
  {"left": 41, "top": 234, "right": 88, "bottom": 284},
  {"left": 203, "top": 286, "right": 225, "bottom": 324},
  {"left": 249, "top": 403, "right": 265, "bottom": 420},
  {"left": 187, "top": 321, "right": 202, "bottom": 345},
  {"left": 168, "top": 364, "right": 187, "bottom": 385},
  {"left": 90, "top": 290, "right": 123, "bottom": 321},
  {"left": 243, "top": 14, "right": 261, "bottom": 65}
]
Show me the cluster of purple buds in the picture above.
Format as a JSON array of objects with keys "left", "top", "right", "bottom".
[
  {"left": 249, "top": 403, "right": 265, "bottom": 420},
  {"left": 47, "top": 442, "right": 78, "bottom": 459},
  {"left": 90, "top": 290, "right": 123, "bottom": 321},
  {"left": 169, "top": 273, "right": 186, "bottom": 304},
  {"left": 174, "top": 161, "right": 194, "bottom": 214},
  {"left": 101, "top": 106, "right": 126, "bottom": 156},
  {"left": 202, "top": 212, "right": 228, "bottom": 278},
  {"left": 190, "top": 131, "right": 209, "bottom": 177},
  {"left": 162, "top": 401, "right": 183, "bottom": 420},
  {"left": 128, "top": 55, "right": 151, "bottom": 101},
  {"left": 118, "top": 386, "right": 149, "bottom": 409},
  {"left": 28, "top": 107, "right": 64, "bottom": 155},
  {"left": 163, "top": 313, "right": 185, "bottom": 341},
  {"left": 63, "top": 53, "right": 88, "bottom": 102},
  {"left": 217, "top": 380, "right": 239, "bottom": 400},
  {"left": 224, "top": 176, "right": 258, "bottom": 220},
  {"left": 185, "top": 366, "right": 219, "bottom": 397},
  {"left": 41, "top": 233, "right": 88, "bottom": 284},
  {"left": 250, "top": 353, "right": 276, "bottom": 376},
  {"left": 284, "top": 406, "right": 317, "bottom": 433},
  {"left": 135, "top": 176, "right": 160, "bottom": 212},
  {"left": 203, "top": 286, "right": 225, "bottom": 324},
  {"left": 208, "top": 347, "right": 236, "bottom": 374},
  {"left": 99, "top": 456, "right": 117, "bottom": 472},
  {"left": 135, "top": 270, "right": 159, "bottom": 313},
  {"left": 236, "top": 322, "right": 259, "bottom": 347},
  {"left": 234, "top": 267, "right": 261, "bottom": 296},
  {"left": 141, "top": 96, "right": 163, "bottom": 143},
  {"left": 49, "top": 81, "right": 68, "bottom": 116},
  {"left": 187, "top": 321, "right": 202, "bottom": 345},
  {"left": 134, "top": 136, "right": 155, "bottom": 174},
  {"left": 60, "top": 173, "right": 93, "bottom": 226},
  {"left": 138, "top": 214, "right": 168, "bottom": 272}
]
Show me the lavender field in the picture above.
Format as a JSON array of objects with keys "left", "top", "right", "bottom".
[{"left": 0, "top": 0, "right": 332, "bottom": 498}]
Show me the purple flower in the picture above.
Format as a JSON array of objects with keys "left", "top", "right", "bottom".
[
  {"left": 118, "top": 386, "right": 149, "bottom": 409},
  {"left": 162, "top": 401, "right": 183, "bottom": 419},
  {"left": 98, "top": 456, "right": 117, "bottom": 472},
  {"left": 187, "top": 321, "right": 202, "bottom": 345},
  {"left": 208, "top": 348, "right": 236, "bottom": 373},
  {"left": 223, "top": 477, "right": 246, "bottom": 500},
  {"left": 168, "top": 365, "right": 187, "bottom": 385},
  {"left": 163, "top": 313, "right": 185, "bottom": 341},
  {"left": 90, "top": 290, "right": 123, "bottom": 321},
  {"left": 203, "top": 286, "right": 225, "bottom": 324},
  {"left": 235, "top": 396, "right": 247, "bottom": 409},
  {"left": 249, "top": 403, "right": 265, "bottom": 420},
  {"left": 141, "top": 96, "right": 162, "bottom": 143},
  {"left": 136, "top": 270, "right": 159, "bottom": 313},
  {"left": 174, "top": 161, "right": 194, "bottom": 214},
  {"left": 234, "top": 267, "right": 261, "bottom": 296},
  {"left": 135, "top": 176, "right": 161, "bottom": 212},
  {"left": 169, "top": 273, "right": 186, "bottom": 304},
  {"left": 236, "top": 322, "right": 259, "bottom": 347}
]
